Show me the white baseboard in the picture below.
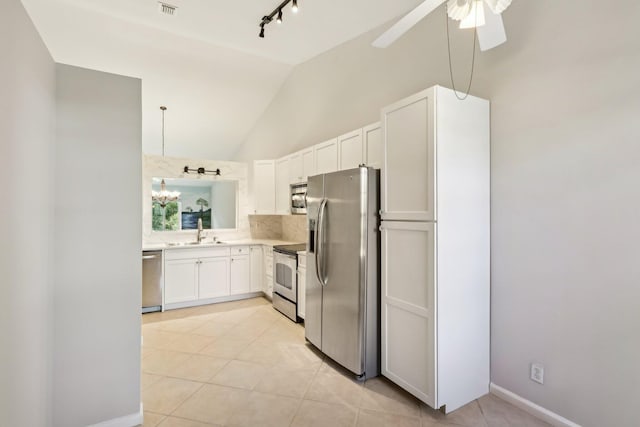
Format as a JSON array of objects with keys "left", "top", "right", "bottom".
[
  {"left": 88, "top": 403, "right": 143, "bottom": 427},
  {"left": 490, "top": 383, "right": 581, "bottom": 427}
]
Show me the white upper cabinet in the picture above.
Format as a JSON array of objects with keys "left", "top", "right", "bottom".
[
  {"left": 381, "top": 88, "right": 436, "bottom": 222},
  {"left": 275, "top": 157, "right": 291, "bottom": 214},
  {"left": 289, "top": 152, "right": 304, "bottom": 184},
  {"left": 363, "top": 122, "right": 382, "bottom": 169},
  {"left": 338, "top": 129, "right": 363, "bottom": 170},
  {"left": 253, "top": 160, "right": 276, "bottom": 214},
  {"left": 314, "top": 138, "right": 339, "bottom": 175},
  {"left": 301, "top": 147, "right": 315, "bottom": 181}
]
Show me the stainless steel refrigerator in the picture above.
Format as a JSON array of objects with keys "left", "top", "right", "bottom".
[{"left": 305, "top": 166, "right": 380, "bottom": 379}]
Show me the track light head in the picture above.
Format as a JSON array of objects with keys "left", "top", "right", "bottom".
[{"left": 258, "top": 0, "right": 299, "bottom": 39}]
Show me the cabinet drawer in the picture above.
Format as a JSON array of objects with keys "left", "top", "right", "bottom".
[
  {"left": 165, "top": 247, "right": 230, "bottom": 261},
  {"left": 230, "top": 245, "right": 249, "bottom": 255}
]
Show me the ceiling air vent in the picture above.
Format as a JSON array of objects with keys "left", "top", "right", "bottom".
[{"left": 158, "top": 2, "right": 178, "bottom": 16}]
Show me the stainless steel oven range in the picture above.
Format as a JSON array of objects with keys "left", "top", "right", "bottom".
[{"left": 272, "top": 243, "right": 306, "bottom": 322}]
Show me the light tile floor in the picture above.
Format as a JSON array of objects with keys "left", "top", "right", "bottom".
[{"left": 140, "top": 297, "right": 550, "bottom": 427}]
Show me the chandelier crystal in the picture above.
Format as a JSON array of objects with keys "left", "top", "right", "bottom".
[{"left": 152, "top": 179, "right": 180, "bottom": 208}]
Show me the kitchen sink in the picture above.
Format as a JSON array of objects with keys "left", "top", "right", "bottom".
[
  {"left": 167, "top": 242, "right": 201, "bottom": 247},
  {"left": 166, "top": 241, "right": 225, "bottom": 247}
]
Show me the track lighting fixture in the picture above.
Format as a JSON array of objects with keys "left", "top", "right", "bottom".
[{"left": 258, "top": 0, "right": 300, "bottom": 38}]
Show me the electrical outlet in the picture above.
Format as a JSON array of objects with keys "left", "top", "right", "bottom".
[{"left": 530, "top": 363, "right": 544, "bottom": 384}]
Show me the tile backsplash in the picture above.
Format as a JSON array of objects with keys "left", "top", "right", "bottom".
[
  {"left": 249, "top": 215, "right": 282, "bottom": 239},
  {"left": 282, "top": 215, "right": 307, "bottom": 242},
  {"left": 249, "top": 214, "right": 307, "bottom": 243}
]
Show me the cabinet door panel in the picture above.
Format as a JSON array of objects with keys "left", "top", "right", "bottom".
[
  {"left": 199, "top": 257, "right": 229, "bottom": 299},
  {"left": 230, "top": 255, "right": 250, "bottom": 295},
  {"left": 382, "top": 90, "right": 435, "bottom": 221},
  {"left": 381, "top": 221, "right": 436, "bottom": 407},
  {"left": 164, "top": 259, "right": 198, "bottom": 304},
  {"left": 250, "top": 246, "right": 263, "bottom": 293},
  {"left": 315, "top": 138, "right": 338, "bottom": 175},
  {"left": 289, "top": 153, "right": 304, "bottom": 184},
  {"left": 297, "top": 268, "right": 306, "bottom": 319},
  {"left": 302, "top": 148, "right": 315, "bottom": 181},
  {"left": 364, "top": 123, "right": 382, "bottom": 169},
  {"left": 338, "top": 129, "right": 363, "bottom": 170}
]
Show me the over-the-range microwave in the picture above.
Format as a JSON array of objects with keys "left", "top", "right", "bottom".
[{"left": 290, "top": 183, "right": 307, "bottom": 215}]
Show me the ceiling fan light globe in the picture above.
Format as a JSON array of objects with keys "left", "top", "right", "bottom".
[
  {"left": 484, "top": 0, "right": 512, "bottom": 14},
  {"left": 447, "top": 0, "right": 470, "bottom": 21},
  {"left": 459, "top": 0, "right": 486, "bottom": 28}
]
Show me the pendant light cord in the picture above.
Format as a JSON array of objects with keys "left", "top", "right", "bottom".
[
  {"left": 446, "top": 5, "right": 478, "bottom": 100},
  {"left": 160, "top": 106, "right": 167, "bottom": 157}
]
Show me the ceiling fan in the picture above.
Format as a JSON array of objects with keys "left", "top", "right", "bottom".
[{"left": 373, "top": 0, "right": 512, "bottom": 51}]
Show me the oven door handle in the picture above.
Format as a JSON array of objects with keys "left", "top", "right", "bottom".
[{"left": 315, "top": 198, "right": 327, "bottom": 286}]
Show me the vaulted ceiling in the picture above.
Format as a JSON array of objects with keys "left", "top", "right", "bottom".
[{"left": 21, "top": 0, "right": 424, "bottom": 159}]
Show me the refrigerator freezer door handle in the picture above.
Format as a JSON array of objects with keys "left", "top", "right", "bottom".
[{"left": 315, "top": 198, "right": 328, "bottom": 286}]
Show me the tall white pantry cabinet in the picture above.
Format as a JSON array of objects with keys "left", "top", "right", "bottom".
[{"left": 380, "top": 86, "right": 490, "bottom": 413}]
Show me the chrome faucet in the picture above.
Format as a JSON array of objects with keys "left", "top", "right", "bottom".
[{"left": 197, "top": 218, "right": 205, "bottom": 243}]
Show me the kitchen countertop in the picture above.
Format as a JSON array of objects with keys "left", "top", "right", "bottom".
[{"left": 142, "top": 238, "right": 300, "bottom": 251}]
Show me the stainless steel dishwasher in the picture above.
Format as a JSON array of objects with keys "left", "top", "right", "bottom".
[{"left": 142, "top": 251, "right": 162, "bottom": 313}]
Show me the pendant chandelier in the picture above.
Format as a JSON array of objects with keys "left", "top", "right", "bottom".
[{"left": 151, "top": 106, "right": 180, "bottom": 208}]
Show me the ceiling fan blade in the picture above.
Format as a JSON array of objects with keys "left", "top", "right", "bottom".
[
  {"left": 372, "top": 0, "right": 447, "bottom": 48},
  {"left": 476, "top": 8, "right": 507, "bottom": 51}
]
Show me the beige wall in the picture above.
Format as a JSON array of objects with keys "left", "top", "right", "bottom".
[
  {"left": 54, "top": 65, "right": 142, "bottom": 426},
  {"left": 0, "top": 1, "right": 55, "bottom": 425},
  {"left": 233, "top": 2, "right": 640, "bottom": 426}
]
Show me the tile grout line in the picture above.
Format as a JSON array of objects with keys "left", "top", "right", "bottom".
[{"left": 287, "top": 343, "right": 325, "bottom": 427}]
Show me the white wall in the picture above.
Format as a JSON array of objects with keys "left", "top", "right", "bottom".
[
  {"left": 233, "top": 2, "right": 640, "bottom": 426},
  {"left": 54, "top": 65, "right": 142, "bottom": 426},
  {"left": 21, "top": 0, "right": 293, "bottom": 160},
  {"left": 0, "top": 1, "right": 55, "bottom": 426}
]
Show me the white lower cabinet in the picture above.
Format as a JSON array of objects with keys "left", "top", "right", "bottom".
[
  {"left": 164, "top": 246, "right": 262, "bottom": 309},
  {"left": 164, "top": 259, "right": 198, "bottom": 304},
  {"left": 162, "top": 244, "right": 286, "bottom": 308},
  {"left": 264, "top": 247, "right": 274, "bottom": 298},
  {"left": 249, "top": 246, "right": 263, "bottom": 293},
  {"left": 297, "top": 267, "right": 306, "bottom": 319},
  {"left": 230, "top": 255, "right": 250, "bottom": 295},
  {"left": 199, "top": 257, "right": 230, "bottom": 299}
]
